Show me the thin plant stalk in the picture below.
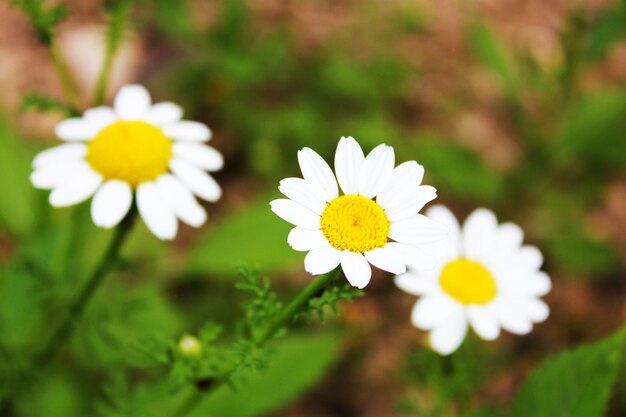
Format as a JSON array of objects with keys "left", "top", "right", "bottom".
[
  {"left": 35, "top": 207, "right": 137, "bottom": 368},
  {"left": 49, "top": 40, "right": 81, "bottom": 111},
  {"left": 173, "top": 268, "right": 342, "bottom": 417}
]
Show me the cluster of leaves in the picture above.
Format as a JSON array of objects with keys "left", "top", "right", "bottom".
[{"left": 11, "top": 0, "right": 67, "bottom": 45}]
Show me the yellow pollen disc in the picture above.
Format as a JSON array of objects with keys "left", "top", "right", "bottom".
[
  {"left": 439, "top": 258, "right": 497, "bottom": 305},
  {"left": 320, "top": 194, "right": 390, "bottom": 253},
  {"left": 86, "top": 121, "right": 173, "bottom": 187}
]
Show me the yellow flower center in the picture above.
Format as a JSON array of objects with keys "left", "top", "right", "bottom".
[
  {"left": 320, "top": 194, "right": 390, "bottom": 253},
  {"left": 439, "top": 258, "right": 497, "bottom": 305},
  {"left": 86, "top": 121, "right": 173, "bottom": 187}
]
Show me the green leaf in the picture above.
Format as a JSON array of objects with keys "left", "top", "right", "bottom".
[
  {"left": 186, "top": 198, "right": 301, "bottom": 277},
  {"left": 190, "top": 333, "right": 340, "bottom": 417},
  {"left": 510, "top": 329, "right": 626, "bottom": 417},
  {"left": 469, "top": 22, "right": 518, "bottom": 94},
  {"left": 560, "top": 91, "right": 626, "bottom": 169},
  {"left": 0, "top": 115, "right": 38, "bottom": 236},
  {"left": 406, "top": 137, "right": 504, "bottom": 203},
  {"left": 586, "top": 1, "right": 626, "bottom": 61}
]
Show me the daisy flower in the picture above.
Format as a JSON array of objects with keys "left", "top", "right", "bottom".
[
  {"left": 270, "top": 136, "right": 447, "bottom": 289},
  {"left": 395, "top": 206, "right": 552, "bottom": 355},
  {"left": 31, "top": 84, "right": 223, "bottom": 240}
]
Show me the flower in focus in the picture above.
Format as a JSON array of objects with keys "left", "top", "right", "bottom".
[
  {"left": 31, "top": 84, "right": 223, "bottom": 240},
  {"left": 271, "top": 136, "right": 447, "bottom": 289},
  {"left": 395, "top": 206, "right": 551, "bottom": 355}
]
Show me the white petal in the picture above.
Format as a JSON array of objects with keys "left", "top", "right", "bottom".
[
  {"left": 49, "top": 170, "right": 102, "bottom": 207},
  {"left": 389, "top": 215, "right": 449, "bottom": 245},
  {"left": 467, "top": 306, "right": 500, "bottom": 340},
  {"left": 173, "top": 143, "right": 224, "bottom": 171},
  {"left": 379, "top": 185, "right": 437, "bottom": 222},
  {"left": 114, "top": 84, "right": 151, "bottom": 120},
  {"left": 156, "top": 174, "right": 207, "bottom": 228},
  {"left": 32, "top": 143, "right": 87, "bottom": 169},
  {"left": 55, "top": 118, "right": 99, "bottom": 141},
  {"left": 519, "top": 298, "right": 550, "bottom": 322},
  {"left": 297, "top": 148, "right": 338, "bottom": 202},
  {"left": 358, "top": 144, "right": 394, "bottom": 198},
  {"left": 340, "top": 251, "right": 372, "bottom": 288},
  {"left": 163, "top": 121, "right": 212, "bottom": 142},
  {"left": 462, "top": 208, "right": 498, "bottom": 260},
  {"left": 334, "top": 136, "right": 364, "bottom": 195},
  {"left": 497, "top": 223, "right": 524, "bottom": 251},
  {"left": 83, "top": 106, "right": 117, "bottom": 129},
  {"left": 136, "top": 182, "right": 177, "bottom": 240},
  {"left": 411, "top": 295, "right": 461, "bottom": 330},
  {"left": 429, "top": 311, "right": 468, "bottom": 355},
  {"left": 497, "top": 305, "right": 533, "bottom": 335},
  {"left": 394, "top": 271, "right": 438, "bottom": 296},
  {"left": 169, "top": 158, "right": 221, "bottom": 202},
  {"left": 516, "top": 246, "right": 544, "bottom": 270},
  {"left": 145, "top": 102, "right": 183, "bottom": 126},
  {"left": 90, "top": 180, "right": 133, "bottom": 228},
  {"left": 304, "top": 245, "right": 341, "bottom": 275},
  {"left": 365, "top": 246, "right": 406, "bottom": 274},
  {"left": 32, "top": 160, "right": 92, "bottom": 189},
  {"left": 270, "top": 199, "right": 320, "bottom": 230},
  {"left": 424, "top": 205, "right": 462, "bottom": 260},
  {"left": 525, "top": 272, "right": 552, "bottom": 296},
  {"left": 288, "top": 227, "right": 327, "bottom": 251},
  {"left": 388, "top": 242, "right": 437, "bottom": 270},
  {"left": 377, "top": 161, "right": 425, "bottom": 205},
  {"left": 278, "top": 178, "right": 326, "bottom": 215}
]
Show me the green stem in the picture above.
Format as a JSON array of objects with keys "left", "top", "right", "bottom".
[
  {"left": 173, "top": 268, "right": 341, "bottom": 417},
  {"left": 35, "top": 208, "right": 137, "bottom": 368},
  {"left": 49, "top": 40, "right": 81, "bottom": 111}
]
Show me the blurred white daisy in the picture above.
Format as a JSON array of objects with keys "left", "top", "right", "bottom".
[
  {"left": 31, "top": 84, "right": 223, "bottom": 240},
  {"left": 395, "top": 206, "right": 552, "bottom": 355},
  {"left": 270, "top": 136, "right": 446, "bottom": 289}
]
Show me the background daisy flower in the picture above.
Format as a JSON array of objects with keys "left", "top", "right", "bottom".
[
  {"left": 395, "top": 205, "right": 552, "bottom": 355},
  {"left": 30, "top": 84, "right": 223, "bottom": 240},
  {"left": 270, "top": 136, "right": 447, "bottom": 289}
]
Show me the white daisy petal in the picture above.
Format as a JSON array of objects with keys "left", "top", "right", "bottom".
[
  {"left": 340, "top": 250, "right": 372, "bottom": 289},
  {"left": 463, "top": 208, "right": 498, "bottom": 260},
  {"left": 32, "top": 143, "right": 87, "bottom": 169},
  {"left": 278, "top": 178, "right": 326, "bottom": 215},
  {"left": 49, "top": 169, "right": 102, "bottom": 207},
  {"left": 270, "top": 199, "right": 320, "bottom": 230},
  {"left": 163, "top": 121, "right": 212, "bottom": 142},
  {"left": 297, "top": 147, "right": 338, "bottom": 201},
  {"left": 83, "top": 106, "right": 117, "bottom": 129},
  {"left": 173, "top": 143, "right": 224, "bottom": 171},
  {"left": 365, "top": 246, "right": 406, "bottom": 274},
  {"left": 497, "top": 223, "right": 524, "bottom": 251},
  {"left": 525, "top": 272, "right": 552, "bottom": 296},
  {"left": 394, "top": 271, "right": 438, "bottom": 296},
  {"left": 55, "top": 118, "right": 99, "bottom": 141},
  {"left": 288, "top": 227, "right": 327, "bottom": 251},
  {"left": 114, "top": 84, "right": 151, "bottom": 120},
  {"left": 467, "top": 306, "right": 500, "bottom": 340},
  {"left": 31, "top": 160, "right": 94, "bottom": 190},
  {"left": 304, "top": 245, "right": 341, "bottom": 275},
  {"left": 379, "top": 185, "right": 438, "bottom": 222},
  {"left": 358, "top": 144, "right": 394, "bottom": 198},
  {"left": 91, "top": 180, "right": 132, "bottom": 228},
  {"left": 334, "top": 136, "right": 364, "bottom": 195},
  {"left": 136, "top": 182, "right": 177, "bottom": 240},
  {"left": 145, "top": 102, "right": 183, "bottom": 126},
  {"left": 411, "top": 295, "right": 461, "bottom": 330},
  {"left": 516, "top": 246, "right": 543, "bottom": 270},
  {"left": 519, "top": 298, "right": 550, "bottom": 322},
  {"left": 424, "top": 205, "right": 462, "bottom": 260},
  {"left": 497, "top": 305, "right": 533, "bottom": 335},
  {"left": 389, "top": 215, "right": 449, "bottom": 245},
  {"left": 169, "top": 158, "right": 222, "bottom": 202},
  {"left": 388, "top": 242, "right": 437, "bottom": 270},
  {"left": 377, "top": 161, "right": 425, "bottom": 205},
  {"left": 429, "top": 310, "right": 468, "bottom": 355},
  {"left": 156, "top": 174, "right": 207, "bottom": 228}
]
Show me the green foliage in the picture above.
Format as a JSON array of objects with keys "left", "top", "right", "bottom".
[
  {"left": 187, "top": 199, "right": 301, "bottom": 277},
  {"left": 560, "top": 91, "right": 626, "bottom": 169},
  {"left": 510, "top": 329, "right": 626, "bottom": 417},
  {"left": 305, "top": 283, "right": 363, "bottom": 321},
  {"left": 11, "top": 0, "right": 67, "bottom": 44},
  {"left": 21, "top": 92, "right": 77, "bottom": 116},
  {"left": 235, "top": 268, "right": 282, "bottom": 339},
  {"left": 586, "top": 0, "right": 626, "bottom": 60},
  {"left": 190, "top": 333, "right": 339, "bottom": 417},
  {"left": 546, "top": 229, "right": 621, "bottom": 276}
]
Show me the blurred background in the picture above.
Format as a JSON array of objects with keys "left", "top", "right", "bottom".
[{"left": 0, "top": 0, "right": 625, "bottom": 416}]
